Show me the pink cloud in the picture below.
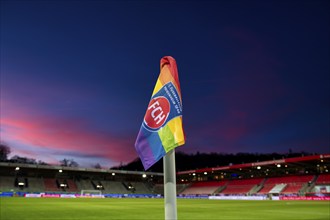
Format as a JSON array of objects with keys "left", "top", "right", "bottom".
[{"left": 1, "top": 99, "right": 137, "bottom": 166}]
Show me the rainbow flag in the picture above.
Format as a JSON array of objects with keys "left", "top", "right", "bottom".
[{"left": 135, "top": 56, "right": 185, "bottom": 170}]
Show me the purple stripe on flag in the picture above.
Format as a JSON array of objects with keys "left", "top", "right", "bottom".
[
  {"left": 135, "top": 129, "right": 157, "bottom": 170},
  {"left": 135, "top": 127, "right": 166, "bottom": 170}
]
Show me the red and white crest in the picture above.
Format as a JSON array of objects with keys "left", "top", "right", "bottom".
[{"left": 143, "top": 96, "right": 170, "bottom": 131}]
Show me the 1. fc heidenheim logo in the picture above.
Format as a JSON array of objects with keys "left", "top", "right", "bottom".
[{"left": 143, "top": 96, "right": 170, "bottom": 131}]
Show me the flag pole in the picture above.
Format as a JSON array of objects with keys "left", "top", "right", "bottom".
[{"left": 163, "top": 149, "right": 177, "bottom": 220}]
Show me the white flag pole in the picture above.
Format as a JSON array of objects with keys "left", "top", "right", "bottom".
[{"left": 163, "top": 149, "right": 177, "bottom": 220}]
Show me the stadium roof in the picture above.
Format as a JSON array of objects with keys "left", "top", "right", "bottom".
[
  {"left": 0, "top": 162, "right": 163, "bottom": 177},
  {"left": 177, "top": 154, "right": 330, "bottom": 177}
]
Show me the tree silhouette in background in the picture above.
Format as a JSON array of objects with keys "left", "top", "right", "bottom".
[
  {"left": 0, "top": 142, "right": 11, "bottom": 161},
  {"left": 60, "top": 158, "right": 79, "bottom": 167}
]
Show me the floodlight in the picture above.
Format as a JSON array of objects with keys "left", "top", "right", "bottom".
[
  {"left": 15, "top": 167, "right": 20, "bottom": 171},
  {"left": 142, "top": 174, "right": 147, "bottom": 178}
]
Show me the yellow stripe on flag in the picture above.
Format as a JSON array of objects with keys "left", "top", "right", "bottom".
[
  {"left": 166, "top": 117, "right": 185, "bottom": 146},
  {"left": 152, "top": 79, "right": 163, "bottom": 96}
]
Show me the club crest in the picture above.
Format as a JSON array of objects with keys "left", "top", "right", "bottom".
[{"left": 143, "top": 96, "right": 170, "bottom": 131}]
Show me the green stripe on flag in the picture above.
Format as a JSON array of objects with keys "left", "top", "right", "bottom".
[{"left": 158, "top": 125, "right": 178, "bottom": 153}]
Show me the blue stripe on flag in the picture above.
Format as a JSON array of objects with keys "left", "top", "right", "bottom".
[{"left": 141, "top": 127, "right": 166, "bottom": 164}]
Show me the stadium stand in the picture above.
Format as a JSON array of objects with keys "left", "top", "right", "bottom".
[
  {"left": 152, "top": 184, "right": 164, "bottom": 194},
  {"left": 151, "top": 183, "right": 189, "bottom": 194},
  {"left": 257, "top": 183, "right": 275, "bottom": 194},
  {"left": 176, "top": 183, "right": 190, "bottom": 194},
  {"left": 0, "top": 176, "right": 45, "bottom": 192},
  {"left": 75, "top": 179, "right": 95, "bottom": 191},
  {"left": 0, "top": 176, "right": 15, "bottom": 191},
  {"left": 315, "top": 173, "right": 330, "bottom": 184},
  {"left": 220, "top": 178, "right": 264, "bottom": 195},
  {"left": 181, "top": 181, "right": 227, "bottom": 195},
  {"left": 26, "top": 177, "right": 45, "bottom": 192},
  {"left": 100, "top": 180, "right": 129, "bottom": 194},
  {"left": 14, "top": 177, "right": 27, "bottom": 189},
  {"left": 44, "top": 178, "right": 60, "bottom": 192},
  {"left": 281, "top": 183, "right": 307, "bottom": 194},
  {"left": 257, "top": 175, "right": 314, "bottom": 194},
  {"left": 269, "top": 184, "right": 286, "bottom": 194},
  {"left": 92, "top": 180, "right": 105, "bottom": 190},
  {"left": 66, "top": 179, "right": 79, "bottom": 192},
  {"left": 129, "top": 182, "right": 153, "bottom": 194}
]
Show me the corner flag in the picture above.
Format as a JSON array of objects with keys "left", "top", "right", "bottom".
[{"left": 135, "top": 56, "right": 185, "bottom": 170}]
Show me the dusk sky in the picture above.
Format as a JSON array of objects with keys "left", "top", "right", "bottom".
[{"left": 1, "top": 0, "right": 329, "bottom": 168}]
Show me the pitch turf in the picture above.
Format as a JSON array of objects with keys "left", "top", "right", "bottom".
[{"left": 0, "top": 198, "right": 329, "bottom": 220}]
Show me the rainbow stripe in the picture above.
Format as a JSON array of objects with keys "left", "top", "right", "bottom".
[{"left": 135, "top": 56, "right": 185, "bottom": 170}]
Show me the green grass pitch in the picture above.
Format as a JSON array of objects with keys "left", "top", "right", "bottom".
[{"left": 0, "top": 197, "right": 329, "bottom": 220}]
